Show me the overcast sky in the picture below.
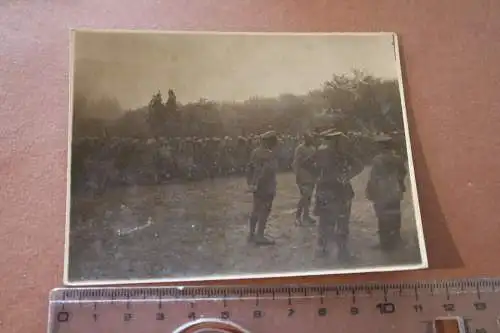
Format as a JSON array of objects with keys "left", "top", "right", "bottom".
[{"left": 73, "top": 31, "right": 400, "bottom": 110}]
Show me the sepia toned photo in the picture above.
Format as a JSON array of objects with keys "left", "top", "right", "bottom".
[{"left": 65, "top": 30, "right": 427, "bottom": 284}]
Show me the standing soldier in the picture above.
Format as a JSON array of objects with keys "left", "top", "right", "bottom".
[
  {"left": 365, "top": 135, "right": 407, "bottom": 251},
  {"left": 180, "top": 137, "right": 195, "bottom": 180},
  {"left": 245, "top": 131, "right": 279, "bottom": 246},
  {"left": 292, "top": 133, "right": 317, "bottom": 225},
  {"left": 209, "top": 137, "right": 221, "bottom": 178},
  {"left": 235, "top": 136, "right": 250, "bottom": 175},
  {"left": 314, "top": 129, "right": 364, "bottom": 260},
  {"left": 192, "top": 139, "right": 205, "bottom": 180},
  {"left": 284, "top": 134, "right": 297, "bottom": 170}
]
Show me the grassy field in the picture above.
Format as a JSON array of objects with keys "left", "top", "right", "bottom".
[{"left": 68, "top": 168, "right": 423, "bottom": 282}]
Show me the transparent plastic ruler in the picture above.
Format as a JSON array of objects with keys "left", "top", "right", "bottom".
[{"left": 48, "top": 278, "right": 500, "bottom": 333}]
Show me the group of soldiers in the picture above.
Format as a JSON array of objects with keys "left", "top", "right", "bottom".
[
  {"left": 72, "top": 128, "right": 407, "bottom": 260},
  {"left": 245, "top": 129, "right": 407, "bottom": 260},
  {"left": 71, "top": 134, "right": 302, "bottom": 191}
]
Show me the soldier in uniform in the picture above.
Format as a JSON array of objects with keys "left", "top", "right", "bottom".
[
  {"left": 209, "top": 137, "right": 221, "bottom": 178},
  {"left": 180, "top": 137, "right": 195, "bottom": 180},
  {"left": 284, "top": 134, "right": 297, "bottom": 170},
  {"left": 245, "top": 130, "right": 279, "bottom": 245},
  {"left": 192, "top": 139, "right": 205, "bottom": 180},
  {"left": 292, "top": 132, "right": 317, "bottom": 225},
  {"left": 225, "top": 136, "right": 236, "bottom": 175},
  {"left": 365, "top": 135, "right": 407, "bottom": 251},
  {"left": 236, "top": 136, "right": 250, "bottom": 175},
  {"left": 314, "top": 129, "right": 364, "bottom": 260}
]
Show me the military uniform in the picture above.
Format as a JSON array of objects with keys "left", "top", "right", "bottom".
[
  {"left": 366, "top": 135, "right": 406, "bottom": 251},
  {"left": 292, "top": 138, "right": 317, "bottom": 225},
  {"left": 246, "top": 131, "right": 279, "bottom": 245},
  {"left": 236, "top": 137, "right": 250, "bottom": 174},
  {"left": 180, "top": 138, "right": 195, "bottom": 180},
  {"left": 314, "top": 130, "right": 364, "bottom": 260},
  {"left": 209, "top": 138, "right": 221, "bottom": 178}
]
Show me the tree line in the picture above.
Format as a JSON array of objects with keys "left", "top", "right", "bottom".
[{"left": 72, "top": 70, "right": 405, "bottom": 139}]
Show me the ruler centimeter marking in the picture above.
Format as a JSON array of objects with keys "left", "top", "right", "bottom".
[{"left": 48, "top": 278, "right": 500, "bottom": 333}]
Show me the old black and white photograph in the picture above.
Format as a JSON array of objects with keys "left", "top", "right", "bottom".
[{"left": 65, "top": 30, "right": 427, "bottom": 284}]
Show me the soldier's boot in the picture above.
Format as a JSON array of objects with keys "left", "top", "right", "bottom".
[
  {"left": 254, "top": 217, "right": 275, "bottom": 246},
  {"left": 316, "top": 215, "right": 330, "bottom": 256},
  {"left": 387, "top": 230, "right": 403, "bottom": 250},
  {"left": 315, "top": 234, "right": 329, "bottom": 257},
  {"left": 337, "top": 244, "right": 350, "bottom": 262},
  {"left": 337, "top": 238, "right": 353, "bottom": 262},
  {"left": 393, "top": 229, "right": 403, "bottom": 246},
  {"left": 302, "top": 207, "right": 316, "bottom": 225},
  {"left": 248, "top": 215, "right": 258, "bottom": 243},
  {"left": 254, "top": 234, "right": 275, "bottom": 246},
  {"left": 295, "top": 205, "right": 303, "bottom": 226},
  {"left": 379, "top": 231, "right": 394, "bottom": 251},
  {"left": 315, "top": 242, "right": 329, "bottom": 257}
]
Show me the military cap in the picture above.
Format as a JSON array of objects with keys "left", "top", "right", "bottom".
[{"left": 261, "top": 130, "right": 277, "bottom": 139}]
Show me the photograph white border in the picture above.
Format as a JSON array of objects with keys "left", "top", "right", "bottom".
[{"left": 63, "top": 30, "right": 428, "bottom": 286}]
